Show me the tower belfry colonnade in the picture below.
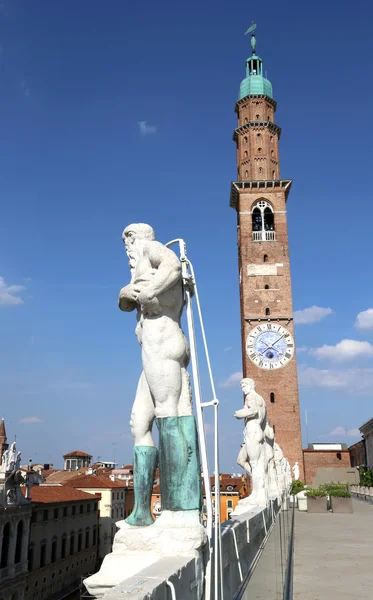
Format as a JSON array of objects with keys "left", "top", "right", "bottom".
[{"left": 230, "top": 27, "right": 304, "bottom": 479}]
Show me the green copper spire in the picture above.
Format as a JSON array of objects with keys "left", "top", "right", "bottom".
[{"left": 239, "top": 23, "right": 273, "bottom": 100}]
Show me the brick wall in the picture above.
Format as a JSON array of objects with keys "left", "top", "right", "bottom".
[{"left": 303, "top": 450, "right": 351, "bottom": 485}]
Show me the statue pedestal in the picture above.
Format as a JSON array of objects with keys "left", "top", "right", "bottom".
[{"left": 84, "top": 511, "right": 207, "bottom": 598}]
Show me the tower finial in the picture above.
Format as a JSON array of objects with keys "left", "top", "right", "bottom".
[{"left": 244, "top": 21, "right": 257, "bottom": 55}]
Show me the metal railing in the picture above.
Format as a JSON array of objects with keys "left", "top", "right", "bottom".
[{"left": 283, "top": 502, "right": 295, "bottom": 600}]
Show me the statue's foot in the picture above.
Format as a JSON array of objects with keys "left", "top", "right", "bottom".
[{"left": 125, "top": 509, "right": 154, "bottom": 527}]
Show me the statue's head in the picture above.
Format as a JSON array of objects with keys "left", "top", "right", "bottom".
[
  {"left": 241, "top": 378, "right": 255, "bottom": 394},
  {"left": 122, "top": 223, "right": 155, "bottom": 253}
]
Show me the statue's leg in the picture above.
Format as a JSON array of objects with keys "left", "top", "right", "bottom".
[
  {"left": 126, "top": 372, "right": 158, "bottom": 527},
  {"left": 156, "top": 415, "right": 202, "bottom": 512}
]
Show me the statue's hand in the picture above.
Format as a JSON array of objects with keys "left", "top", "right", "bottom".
[
  {"left": 119, "top": 284, "right": 139, "bottom": 311},
  {"left": 234, "top": 408, "right": 248, "bottom": 420}
]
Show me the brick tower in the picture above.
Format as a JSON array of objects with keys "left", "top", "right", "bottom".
[
  {"left": 230, "top": 27, "right": 304, "bottom": 479},
  {"left": 0, "top": 417, "right": 8, "bottom": 459}
]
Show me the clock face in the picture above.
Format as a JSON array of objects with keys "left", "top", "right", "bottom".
[{"left": 246, "top": 323, "right": 294, "bottom": 370}]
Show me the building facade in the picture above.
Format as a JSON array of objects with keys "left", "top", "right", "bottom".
[
  {"left": 63, "top": 474, "right": 126, "bottom": 560},
  {"left": 230, "top": 29, "right": 303, "bottom": 477},
  {"left": 25, "top": 486, "right": 99, "bottom": 600},
  {"left": 303, "top": 443, "right": 354, "bottom": 486},
  {"left": 63, "top": 450, "right": 92, "bottom": 472},
  {"left": 349, "top": 439, "right": 366, "bottom": 468},
  {"left": 359, "top": 418, "right": 373, "bottom": 471}
]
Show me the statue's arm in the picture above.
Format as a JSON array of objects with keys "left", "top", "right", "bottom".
[
  {"left": 118, "top": 284, "right": 137, "bottom": 312},
  {"left": 234, "top": 405, "right": 258, "bottom": 420},
  {"left": 140, "top": 242, "right": 181, "bottom": 299}
]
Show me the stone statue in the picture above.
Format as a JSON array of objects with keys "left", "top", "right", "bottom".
[
  {"left": 232, "top": 378, "right": 268, "bottom": 513},
  {"left": 84, "top": 224, "right": 206, "bottom": 597},
  {"left": 292, "top": 461, "right": 300, "bottom": 481},
  {"left": 274, "top": 441, "right": 286, "bottom": 492},
  {"left": 282, "top": 458, "right": 292, "bottom": 489},
  {"left": 118, "top": 223, "right": 201, "bottom": 526},
  {"left": 0, "top": 441, "right": 19, "bottom": 474},
  {"left": 264, "top": 420, "right": 280, "bottom": 500}
]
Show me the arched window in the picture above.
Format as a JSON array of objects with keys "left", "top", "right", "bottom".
[
  {"left": 272, "top": 170, "right": 275, "bottom": 179},
  {"left": 256, "top": 114, "right": 260, "bottom": 120},
  {"left": 28, "top": 544, "right": 34, "bottom": 570},
  {"left": 265, "top": 308, "right": 270, "bottom": 316},
  {"left": 270, "top": 136, "right": 273, "bottom": 142},
  {"left": 259, "top": 167, "right": 263, "bottom": 175},
  {"left": 252, "top": 200, "right": 275, "bottom": 240},
  {"left": 93, "top": 527, "right": 97, "bottom": 547},
  {"left": 61, "top": 535, "right": 67, "bottom": 559},
  {"left": 70, "top": 533, "right": 75, "bottom": 555},
  {"left": 245, "top": 170, "right": 249, "bottom": 178},
  {"left": 257, "top": 133, "right": 261, "bottom": 141},
  {"left": 15, "top": 521, "right": 24, "bottom": 564},
  {"left": 51, "top": 538, "right": 57, "bottom": 563},
  {"left": 267, "top": 114, "right": 270, "bottom": 121},
  {"left": 270, "top": 393, "right": 275, "bottom": 403},
  {"left": 78, "top": 530, "right": 83, "bottom": 552},
  {"left": 244, "top": 136, "right": 248, "bottom": 143},
  {"left": 40, "top": 541, "right": 46, "bottom": 568},
  {"left": 258, "top": 147, "right": 262, "bottom": 154},
  {"left": 244, "top": 117, "right": 248, "bottom": 123},
  {"left": 244, "top": 150, "right": 248, "bottom": 158},
  {"left": 264, "top": 206, "right": 274, "bottom": 231},
  {"left": 1, "top": 522, "right": 11, "bottom": 568},
  {"left": 271, "top": 150, "right": 274, "bottom": 157},
  {"left": 264, "top": 284, "right": 269, "bottom": 289},
  {"left": 85, "top": 528, "right": 90, "bottom": 549},
  {"left": 264, "top": 254, "right": 268, "bottom": 263},
  {"left": 252, "top": 207, "right": 262, "bottom": 232}
]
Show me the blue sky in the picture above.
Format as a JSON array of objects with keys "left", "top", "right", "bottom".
[{"left": 1, "top": 0, "right": 372, "bottom": 471}]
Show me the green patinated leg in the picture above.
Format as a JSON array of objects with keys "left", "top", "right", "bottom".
[
  {"left": 125, "top": 446, "right": 158, "bottom": 526},
  {"left": 156, "top": 416, "right": 202, "bottom": 511}
]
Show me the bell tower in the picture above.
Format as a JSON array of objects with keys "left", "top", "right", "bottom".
[{"left": 230, "top": 26, "right": 303, "bottom": 479}]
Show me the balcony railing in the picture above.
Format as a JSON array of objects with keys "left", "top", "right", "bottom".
[{"left": 252, "top": 230, "right": 276, "bottom": 242}]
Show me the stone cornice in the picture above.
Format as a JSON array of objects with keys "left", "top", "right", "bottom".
[
  {"left": 229, "top": 179, "right": 292, "bottom": 210},
  {"left": 233, "top": 121, "right": 282, "bottom": 143},
  {"left": 235, "top": 94, "right": 277, "bottom": 112}
]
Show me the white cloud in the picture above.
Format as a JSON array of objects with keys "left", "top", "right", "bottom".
[
  {"left": 224, "top": 346, "right": 232, "bottom": 353},
  {"left": 311, "top": 339, "right": 373, "bottom": 362},
  {"left": 298, "top": 364, "right": 373, "bottom": 395},
  {"left": 137, "top": 121, "right": 157, "bottom": 136},
  {"left": 219, "top": 371, "right": 242, "bottom": 389},
  {"left": 355, "top": 309, "right": 373, "bottom": 331},
  {"left": 19, "top": 416, "right": 43, "bottom": 424},
  {"left": 294, "top": 306, "right": 333, "bottom": 325},
  {"left": 320, "top": 426, "right": 361, "bottom": 438},
  {"left": 0, "top": 276, "right": 26, "bottom": 306},
  {"left": 296, "top": 346, "right": 308, "bottom": 353}
]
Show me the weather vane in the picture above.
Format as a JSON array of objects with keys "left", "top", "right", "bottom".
[{"left": 245, "top": 21, "right": 257, "bottom": 54}]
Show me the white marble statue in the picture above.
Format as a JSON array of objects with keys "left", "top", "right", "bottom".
[
  {"left": 0, "top": 441, "right": 20, "bottom": 474},
  {"left": 264, "top": 420, "right": 280, "bottom": 500},
  {"left": 232, "top": 378, "right": 268, "bottom": 514},
  {"left": 292, "top": 461, "right": 300, "bottom": 481},
  {"left": 274, "top": 441, "right": 286, "bottom": 492},
  {"left": 282, "top": 458, "right": 292, "bottom": 489},
  {"left": 84, "top": 224, "right": 206, "bottom": 598}
]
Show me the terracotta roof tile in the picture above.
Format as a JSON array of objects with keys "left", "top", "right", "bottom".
[
  {"left": 63, "top": 450, "right": 92, "bottom": 458},
  {"left": 21, "top": 486, "right": 100, "bottom": 504},
  {"left": 45, "top": 471, "right": 83, "bottom": 484},
  {"left": 66, "top": 474, "right": 126, "bottom": 489}
]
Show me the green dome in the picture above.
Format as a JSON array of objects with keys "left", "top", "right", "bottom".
[{"left": 238, "top": 53, "right": 273, "bottom": 101}]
